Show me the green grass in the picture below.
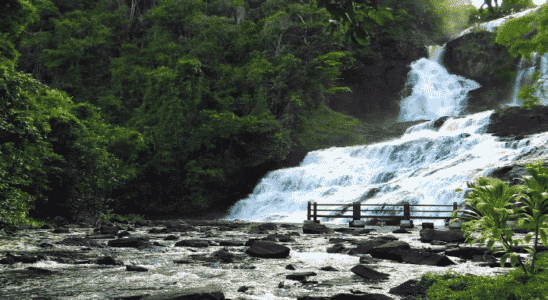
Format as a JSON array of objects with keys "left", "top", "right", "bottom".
[{"left": 414, "top": 251, "right": 548, "bottom": 300}]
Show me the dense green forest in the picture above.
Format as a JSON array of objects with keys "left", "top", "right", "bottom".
[{"left": 0, "top": 0, "right": 538, "bottom": 228}]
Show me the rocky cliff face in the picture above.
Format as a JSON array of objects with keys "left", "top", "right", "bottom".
[
  {"left": 484, "top": 106, "right": 548, "bottom": 185},
  {"left": 442, "top": 32, "right": 521, "bottom": 115},
  {"left": 329, "top": 22, "right": 431, "bottom": 127}
]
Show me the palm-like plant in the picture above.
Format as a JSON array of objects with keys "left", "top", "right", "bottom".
[
  {"left": 452, "top": 160, "right": 548, "bottom": 278},
  {"left": 511, "top": 161, "right": 548, "bottom": 274},
  {"left": 452, "top": 177, "right": 529, "bottom": 274}
]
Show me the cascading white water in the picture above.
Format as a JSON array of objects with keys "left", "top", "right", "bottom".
[
  {"left": 509, "top": 52, "right": 548, "bottom": 106},
  {"left": 456, "top": 6, "right": 542, "bottom": 38},
  {"left": 396, "top": 46, "right": 481, "bottom": 122},
  {"left": 221, "top": 7, "right": 548, "bottom": 226},
  {"left": 427, "top": 45, "right": 446, "bottom": 63},
  {"left": 222, "top": 110, "right": 548, "bottom": 226}
]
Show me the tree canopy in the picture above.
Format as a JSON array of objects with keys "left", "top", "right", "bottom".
[{"left": 0, "top": 0, "right": 499, "bottom": 226}]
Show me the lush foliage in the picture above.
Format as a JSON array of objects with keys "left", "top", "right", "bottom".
[
  {"left": 0, "top": 65, "right": 56, "bottom": 226},
  {"left": 316, "top": 0, "right": 396, "bottom": 46},
  {"left": 415, "top": 251, "right": 548, "bottom": 300},
  {"left": 412, "top": 0, "right": 476, "bottom": 41},
  {"left": 3, "top": 0, "right": 378, "bottom": 224},
  {"left": 0, "top": 62, "right": 144, "bottom": 227},
  {"left": 452, "top": 160, "right": 548, "bottom": 277},
  {"left": 515, "top": 71, "right": 545, "bottom": 109},
  {"left": 469, "top": 0, "right": 536, "bottom": 24},
  {"left": 494, "top": 3, "right": 548, "bottom": 109}
]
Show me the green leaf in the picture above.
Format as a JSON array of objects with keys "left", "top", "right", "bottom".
[
  {"left": 378, "top": 7, "right": 394, "bottom": 21},
  {"left": 500, "top": 253, "right": 510, "bottom": 267},
  {"left": 487, "top": 239, "right": 495, "bottom": 250},
  {"left": 510, "top": 253, "right": 519, "bottom": 267},
  {"left": 540, "top": 228, "right": 548, "bottom": 247},
  {"left": 524, "top": 233, "right": 533, "bottom": 244},
  {"left": 524, "top": 246, "right": 536, "bottom": 255}
]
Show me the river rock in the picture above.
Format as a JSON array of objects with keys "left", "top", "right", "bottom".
[
  {"left": 174, "top": 239, "right": 210, "bottom": 248},
  {"left": 303, "top": 223, "right": 332, "bottom": 234},
  {"left": 117, "top": 284, "right": 225, "bottom": 300},
  {"left": 419, "top": 228, "right": 465, "bottom": 243},
  {"left": 245, "top": 240, "right": 290, "bottom": 258},
  {"left": 350, "top": 264, "right": 390, "bottom": 280},
  {"left": 486, "top": 106, "right": 548, "bottom": 138},
  {"left": 57, "top": 237, "right": 102, "bottom": 247},
  {"left": 0, "top": 219, "right": 531, "bottom": 300},
  {"left": 108, "top": 237, "right": 152, "bottom": 248},
  {"left": 349, "top": 238, "right": 393, "bottom": 255}
]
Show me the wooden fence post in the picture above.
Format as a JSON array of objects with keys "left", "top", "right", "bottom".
[
  {"left": 307, "top": 202, "right": 311, "bottom": 221},
  {"left": 313, "top": 202, "right": 318, "bottom": 221},
  {"left": 353, "top": 202, "right": 361, "bottom": 221},
  {"left": 404, "top": 203, "right": 410, "bottom": 220}
]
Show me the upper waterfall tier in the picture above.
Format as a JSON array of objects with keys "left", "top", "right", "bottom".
[
  {"left": 456, "top": 6, "right": 542, "bottom": 38},
  {"left": 397, "top": 48, "right": 481, "bottom": 122}
]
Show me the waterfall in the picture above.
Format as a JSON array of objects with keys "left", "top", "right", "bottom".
[
  {"left": 221, "top": 7, "right": 548, "bottom": 227},
  {"left": 427, "top": 45, "right": 446, "bottom": 64},
  {"left": 222, "top": 110, "right": 548, "bottom": 226},
  {"left": 509, "top": 52, "right": 548, "bottom": 106},
  {"left": 397, "top": 45, "right": 481, "bottom": 122},
  {"left": 456, "top": 6, "right": 542, "bottom": 38}
]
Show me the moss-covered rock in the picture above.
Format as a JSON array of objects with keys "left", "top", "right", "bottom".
[{"left": 486, "top": 105, "right": 548, "bottom": 138}]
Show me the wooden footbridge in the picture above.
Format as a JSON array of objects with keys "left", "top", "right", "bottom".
[{"left": 307, "top": 201, "right": 459, "bottom": 221}]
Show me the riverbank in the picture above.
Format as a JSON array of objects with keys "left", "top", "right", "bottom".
[{"left": 1, "top": 218, "right": 547, "bottom": 299}]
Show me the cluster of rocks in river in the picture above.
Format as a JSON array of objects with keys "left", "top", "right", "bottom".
[{"left": 1, "top": 218, "right": 547, "bottom": 300}]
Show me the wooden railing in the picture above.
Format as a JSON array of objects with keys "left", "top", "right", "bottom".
[{"left": 307, "top": 201, "right": 459, "bottom": 221}]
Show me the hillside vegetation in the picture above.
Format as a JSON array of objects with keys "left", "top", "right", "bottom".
[{"left": 1, "top": 0, "right": 533, "bottom": 227}]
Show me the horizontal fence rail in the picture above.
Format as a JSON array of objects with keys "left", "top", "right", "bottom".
[{"left": 307, "top": 201, "right": 459, "bottom": 222}]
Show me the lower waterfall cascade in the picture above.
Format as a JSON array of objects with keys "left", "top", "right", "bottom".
[
  {"left": 221, "top": 7, "right": 548, "bottom": 226},
  {"left": 222, "top": 110, "right": 548, "bottom": 226}
]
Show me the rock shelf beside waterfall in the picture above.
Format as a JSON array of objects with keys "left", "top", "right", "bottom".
[{"left": 1, "top": 219, "right": 546, "bottom": 300}]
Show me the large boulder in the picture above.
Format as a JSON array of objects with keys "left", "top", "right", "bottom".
[
  {"left": 302, "top": 223, "right": 332, "bottom": 234},
  {"left": 286, "top": 272, "right": 317, "bottom": 282},
  {"left": 368, "top": 241, "right": 411, "bottom": 263},
  {"left": 245, "top": 240, "right": 290, "bottom": 258},
  {"left": 135, "top": 284, "right": 225, "bottom": 300},
  {"left": 389, "top": 277, "right": 429, "bottom": 298},
  {"left": 368, "top": 241, "right": 411, "bottom": 256},
  {"left": 486, "top": 106, "right": 548, "bottom": 138},
  {"left": 211, "top": 248, "right": 236, "bottom": 263},
  {"left": 0, "top": 253, "right": 41, "bottom": 264},
  {"left": 350, "top": 264, "right": 390, "bottom": 280},
  {"left": 420, "top": 228, "right": 465, "bottom": 243},
  {"left": 349, "top": 238, "right": 392, "bottom": 255},
  {"left": 97, "top": 256, "right": 124, "bottom": 266},
  {"left": 395, "top": 249, "right": 456, "bottom": 266},
  {"left": 174, "top": 239, "right": 210, "bottom": 248},
  {"left": 108, "top": 237, "right": 152, "bottom": 248},
  {"left": 443, "top": 31, "right": 521, "bottom": 115}
]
